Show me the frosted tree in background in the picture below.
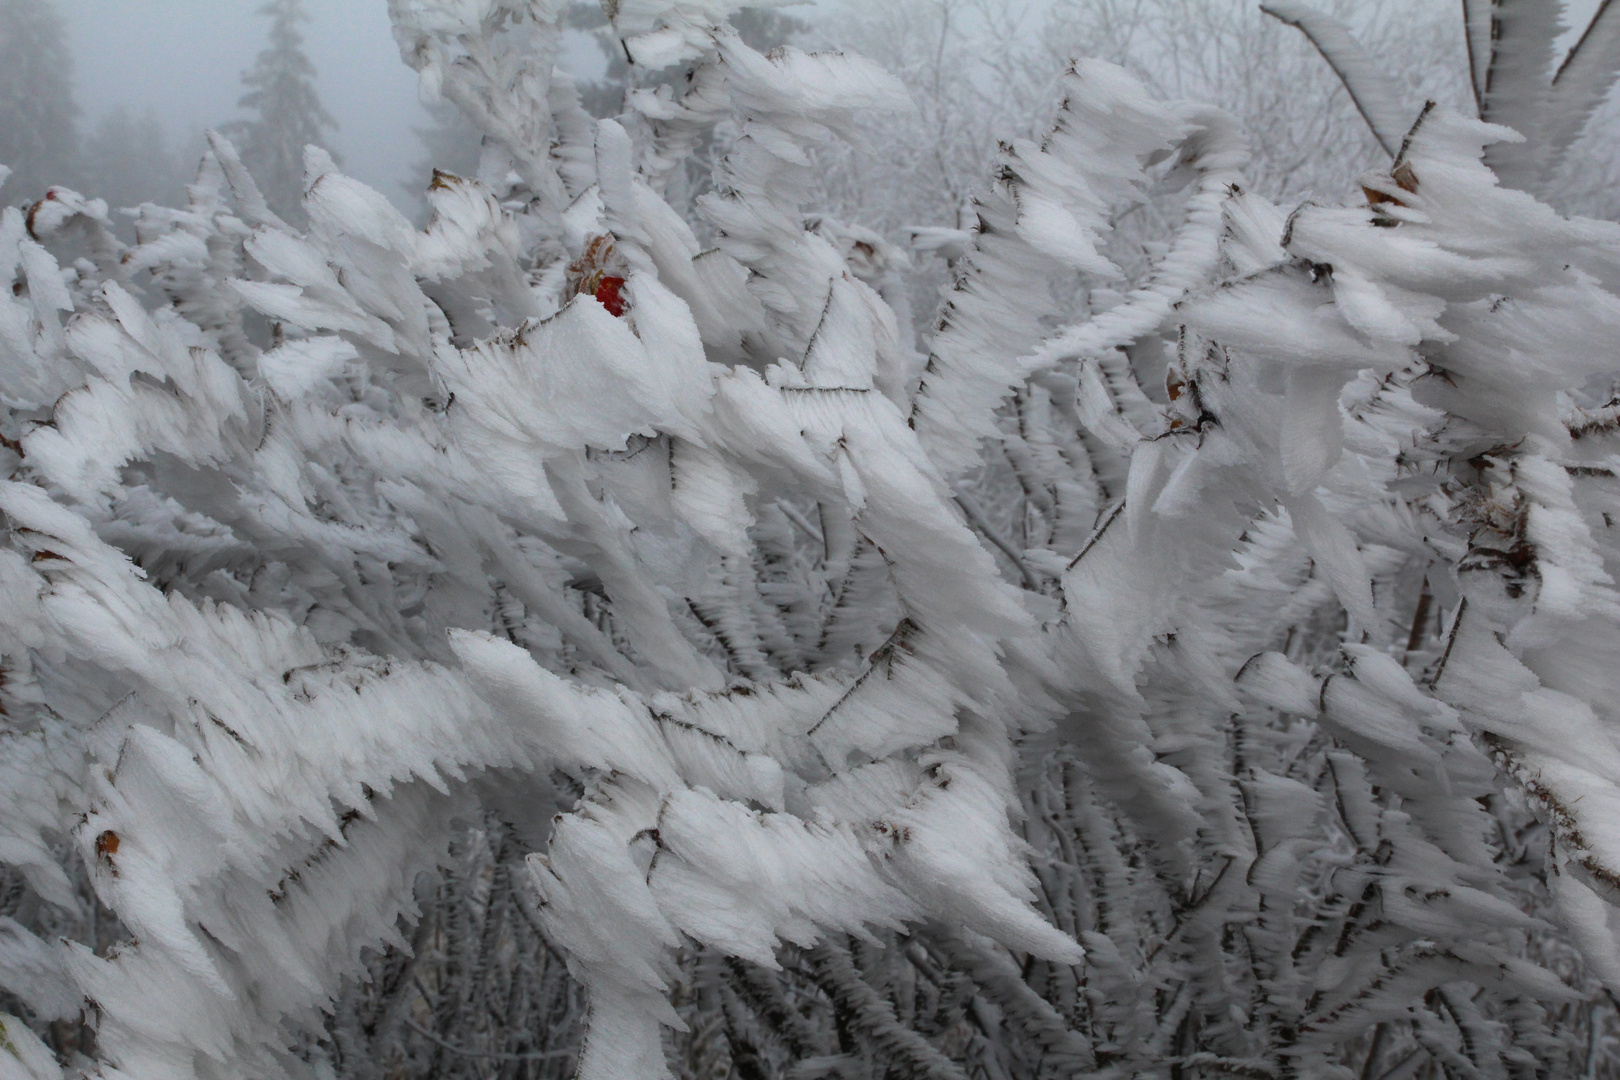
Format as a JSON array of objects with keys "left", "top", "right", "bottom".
[
  {"left": 804, "top": 0, "right": 1480, "bottom": 351},
  {"left": 222, "top": 0, "right": 337, "bottom": 223},
  {"left": 0, "top": 1, "right": 186, "bottom": 229},
  {"left": 0, "top": 0, "right": 78, "bottom": 202},
  {"left": 1262, "top": 0, "right": 1620, "bottom": 213},
  {"left": 79, "top": 108, "right": 183, "bottom": 222},
  {"left": 3, "top": 1, "right": 1620, "bottom": 1079}
]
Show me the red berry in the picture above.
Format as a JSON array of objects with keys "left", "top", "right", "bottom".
[{"left": 595, "top": 276, "right": 627, "bottom": 317}]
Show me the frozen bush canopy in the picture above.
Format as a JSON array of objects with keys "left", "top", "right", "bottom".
[{"left": 2, "top": 1, "right": 1620, "bottom": 1078}]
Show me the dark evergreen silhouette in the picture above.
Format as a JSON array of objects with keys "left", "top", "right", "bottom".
[
  {"left": 222, "top": 0, "right": 338, "bottom": 222},
  {"left": 0, "top": 0, "right": 79, "bottom": 202},
  {"left": 81, "top": 106, "right": 183, "bottom": 215}
]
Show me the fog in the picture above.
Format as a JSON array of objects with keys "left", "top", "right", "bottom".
[
  {"left": 63, "top": 1, "right": 610, "bottom": 203},
  {"left": 43, "top": 0, "right": 1611, "bottom": 212},
  {"left": 67, "top": 3, "right": 412, "bottom": 198}
]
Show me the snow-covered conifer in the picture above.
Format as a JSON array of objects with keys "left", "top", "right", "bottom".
[
  {"left": 0, "top": 0, "right": 79, "bottom": 202},
  {"left": 222, "top": 0, "right": 339, "bottom": 223}
]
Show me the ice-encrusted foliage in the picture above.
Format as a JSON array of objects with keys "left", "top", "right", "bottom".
[
  {"left": 1266, "top": 0, "right": 1620, "bottom": 208},
  {"left": 4, "top": 1, "right": 1620, "bottom": 1079}
]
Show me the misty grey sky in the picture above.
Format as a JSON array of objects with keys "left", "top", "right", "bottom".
[
  {"left": 62, "top": 1, "right": 612, "bottom": 202},
  {"left": 68, "top": 2, "right": 430, "bottom": 197},
  {"left": 57, "top": 0, "right": 1607, "bottom": 208}
]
